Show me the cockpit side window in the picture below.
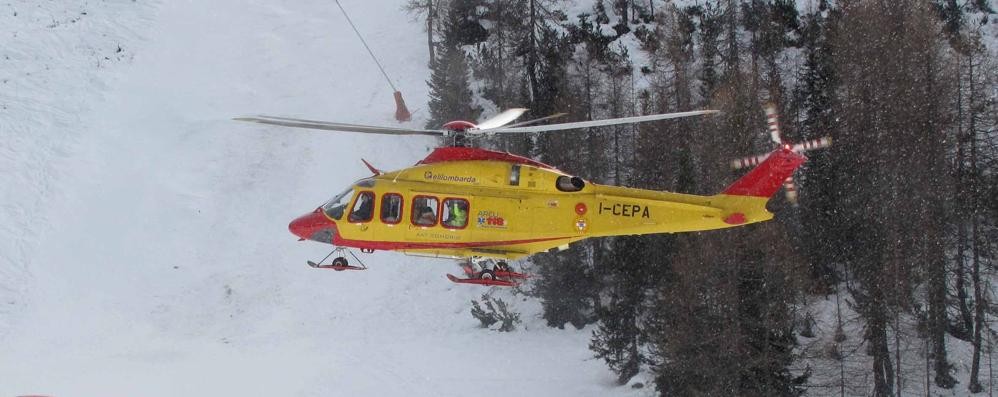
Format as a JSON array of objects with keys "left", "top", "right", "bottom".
[{"left": 348, "top": 191, "right": 375, "bottom": 223}]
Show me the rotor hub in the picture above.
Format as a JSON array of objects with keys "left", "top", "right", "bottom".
[{"left": 441, "top": 120, "right": 477, "bottom": 132}]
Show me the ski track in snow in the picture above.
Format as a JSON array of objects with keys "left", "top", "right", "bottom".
[
  {"left": 1, "top": 1, "right": 635, "bottom": 396},
  {"left": 0, "top": 0, "right": 159, "bottom": 341}
]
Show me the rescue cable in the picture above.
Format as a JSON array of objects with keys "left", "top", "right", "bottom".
[{"left": 333, "top": 0, "right": 412, "bottom": 122}]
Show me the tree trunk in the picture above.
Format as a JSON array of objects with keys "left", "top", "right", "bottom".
[
  {"left": 954, "top": 54, "right": 974, "bottom": 339},
  {"left": 427, "top": 0, "right": 435, "bottom": 62},
  {"left": 968, "top": 49, "right": 985, "bottom": 394},
  {"left": 872, "top": 309, "right": 895, "bottom": 397},
  {"left": 495, "top": 0, "right": 505, "bottom": 108},
  {"left": 527, "top": 0, "right": 539, "bottom": 104},
  {"left": 969, "top": 215, "right": 984, "bottom": 392}
]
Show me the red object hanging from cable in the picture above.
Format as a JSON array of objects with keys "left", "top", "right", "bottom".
[
  {"left": 335, "top": 0, "right": 411, "bottom": 123},
  {"left": 393, "top": 91, "right": 411, "bottom": 122}
]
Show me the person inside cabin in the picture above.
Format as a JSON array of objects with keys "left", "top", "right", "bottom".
[
  {"left": 417, "top": 206, "right": 436, "bottom": 225},
  {"left": 416, "top": 206, "right": 437, "bottom": 226},
  {"left": 414, "top": 197, "right": 438, "bottom": 226},
  {"left": 349, "top": 193, "right": 373, "bottom": 222},
  {"left": 445, "top": 200, "right": 467, "bottom": 228}
]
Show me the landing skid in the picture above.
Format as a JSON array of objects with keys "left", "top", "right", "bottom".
[
  {"left": 307, "top": 246, "right": 368, "bottom": 271},
  {"left": 447, "top": 273, "right": 518, "bottom": 287},
  {"left": 447, "top": 258, "right": 528, "bottom": 287},
  {"left": 308, "top": 260, "right": 365, "bottom": 271}
]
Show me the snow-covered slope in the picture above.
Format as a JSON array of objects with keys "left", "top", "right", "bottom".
[
  {"left": 0, "top": 0, "right": 158, "bottom": 340},
  {"left": 0, "top": 1, "right": 632, "bottom": 396}
]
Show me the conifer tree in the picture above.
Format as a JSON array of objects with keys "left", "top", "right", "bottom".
[
  {"left": 831, "top": 1, "right": 956, "bottom": 392},
  {"left": 532, "top": 2, "right": 636, "bottom": 331},
  {"left": 434, "top": 1, "right": 998, "bottom": 393},
  {"left": 532, "top": 248, "right": 598, "bottom": 329},
  {"left": 589, "top": 235, "right": 669, "bottom": 385},
  {"left": 793, "top": 1, "right": 839, "bottom": 288},
  {"left": 689, "top": 3, "right": 723, "bottom": 100},
  {"left": 425, "top": 1, "right": 482, "bottom": 128}
]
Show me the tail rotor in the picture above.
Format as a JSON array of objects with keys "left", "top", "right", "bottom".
[{"left": 731, "top": 103, "right": 831, "bottom": 206}]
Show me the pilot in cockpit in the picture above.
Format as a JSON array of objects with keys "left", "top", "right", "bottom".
[{"left": 349, "top": 193, "right": 374, "bottom": 222}]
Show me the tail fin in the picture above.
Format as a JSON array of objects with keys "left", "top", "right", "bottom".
[{"left": 722, "top": 148, "right": 806, "bottom": 198}]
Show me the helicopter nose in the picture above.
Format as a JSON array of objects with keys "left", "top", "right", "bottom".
[{"left": 289, "top": 209, "right": 337, "bottom": 244}]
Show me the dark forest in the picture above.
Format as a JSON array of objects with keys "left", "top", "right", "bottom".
[{"left": 410, "top": 0, "right": 998, "bottom": 395}]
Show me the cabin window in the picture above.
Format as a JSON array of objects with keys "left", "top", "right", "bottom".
[
  {"left": 348, "top": 191, "right": 376, "bottom": 223},
  {"left": 441, "top": 198, "right": 469, "bottom": 229},
  {"left": 556, "top": 175, "right": 586, "bottom": 192},
  {"left": 411, "top": 195, "right": 439, "bottom": 227},
  {"left": 380, "top": 193, "right": 403, "bottom": 224},
  {"left": 509, "top": 164, "right": 521, "bottom": 186}
]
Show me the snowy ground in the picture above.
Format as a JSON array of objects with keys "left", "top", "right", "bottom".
[
  {"left": 799, "top": 290, "right": 997, "bottom": 396},
  {"left": 0, "top": 1, "right": 639, "bottom": 396}
]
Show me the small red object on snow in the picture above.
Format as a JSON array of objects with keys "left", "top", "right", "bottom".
[{"left": 394, "top": 91, "right": 411, "bottom": 122}]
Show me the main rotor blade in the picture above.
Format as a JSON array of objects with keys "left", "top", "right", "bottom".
[
  {"left": 234, "top": 115, "right": 445, "bottom": 136},
  {"left": 476, "top": 108, "right": 528, "bottom": 130},
  {"left": 503, "top": 112, "right": 568, "bottom": 128},
  {"left": 481, "top": 109, "right": 719, "bottom": 134}
]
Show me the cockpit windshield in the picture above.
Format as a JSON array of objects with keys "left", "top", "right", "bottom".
[
  {"left": 320, "top": 178, "right": 375, "bottom": 220},
  {"left": 321, "top": 187, "right": 353, "bottom": 220}
]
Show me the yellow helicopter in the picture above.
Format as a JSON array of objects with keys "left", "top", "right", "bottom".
[{"left": 237, "top": 107, "right": 819, "bottom": 286}]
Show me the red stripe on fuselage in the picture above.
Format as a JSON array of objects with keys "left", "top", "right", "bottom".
[{"left": 331, "top": 235, "right": 572, "bottom": 251}]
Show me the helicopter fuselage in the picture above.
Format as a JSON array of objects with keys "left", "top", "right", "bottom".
[{"left": 288, "top": 146, "right": 804, "bottom": 260}]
